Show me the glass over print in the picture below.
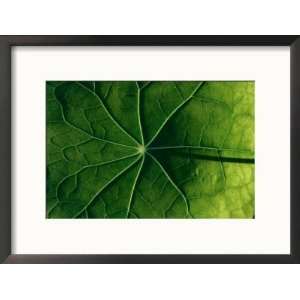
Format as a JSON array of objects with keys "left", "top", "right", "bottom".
[{"left": 46, "top": 81, "right": 255, "bottom": 219}]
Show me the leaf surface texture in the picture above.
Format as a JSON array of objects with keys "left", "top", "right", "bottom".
[{"left": 47, "top": 81, "right": 254, "bottom": 218}]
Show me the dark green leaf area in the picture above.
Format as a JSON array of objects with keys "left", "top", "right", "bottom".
[
  {"left": 55, "top": 82, "right": 138, "bottom": 147},
  {"left": 46, "top": 82, "right": 138, "bottom": 214},
  {"left": 141, "top": 81, "right": 203, "bottom": 145},
  {"left": 130, "top": 154, "right": 189, "bottom": 218},
  {"left": 48, "top": 155, "right": 140, "bottom": 218},
  {"left": 85, "top": 158, "right": 144, "bottom": 219},
  {"left": 102, "top": 81, "right": 143, "bottom": 143}
]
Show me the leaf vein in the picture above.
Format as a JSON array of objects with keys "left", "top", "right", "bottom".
[
  {"left": 145, "top": 81, "right": 205, "bottom": 147},
  {"left": 146, "top": 152, "right": 191, "bottom": 218},
  {"left": 76, "top": 81, "right": 140, "bottom": 146}
]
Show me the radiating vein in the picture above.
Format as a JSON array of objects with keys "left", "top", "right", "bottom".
[
  {"left": 126, "top": 155, "right": 145, "bottom": 218},
  {"left": 135, "top": 82, "right": 144, "bottom": 145},
  {"left": 72, "top": 154, "right": 142, "bottom": 218},
  {"left": 146, "top": 152, "right": 191, "bottom": 218},
  {"left": 55, "top": 100, "right": 136, "bottom": 149},
  {"left": 76, "top": 81, "right": 140, "bottom": 146},
  {"left": 48, "top": 152, "right": 140, "bottom": 216},
  {"left": 148, "top": 145, "right": 254, "bottom": 155},
  {"left": 145, "top": 82, "right": 205, "bottom": 147}
]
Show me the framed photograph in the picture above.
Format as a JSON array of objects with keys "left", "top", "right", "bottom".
[{"left": 0, "top": 36, "right": 299, "bottom": 263}]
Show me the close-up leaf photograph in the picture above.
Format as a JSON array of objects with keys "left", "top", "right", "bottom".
[{"left": 47, "top": 81, "right": 255, "bottom": 219}]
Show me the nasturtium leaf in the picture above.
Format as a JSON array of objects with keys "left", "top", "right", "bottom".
[{"left": 47, "top": 81, "right": 254, "bottom": 218}]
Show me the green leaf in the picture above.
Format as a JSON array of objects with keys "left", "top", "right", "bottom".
[{"left": 47, "top": 81, "right": 254, "bottom": 218}]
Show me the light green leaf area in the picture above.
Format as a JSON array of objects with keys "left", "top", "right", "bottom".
[{"left": 47, "top": 81, "right": 255, "bottom": 219}]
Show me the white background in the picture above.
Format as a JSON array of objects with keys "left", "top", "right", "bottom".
[
  {"left": 13, "top": 46, "right": 290, "bottom": 254},
  {"left": 1, "top": 0, "right": 300, "bottom": 299}
]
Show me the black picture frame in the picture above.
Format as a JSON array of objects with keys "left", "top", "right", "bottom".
[{"left": 0, "top": 35, "right": 299, "bottom": 264}]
